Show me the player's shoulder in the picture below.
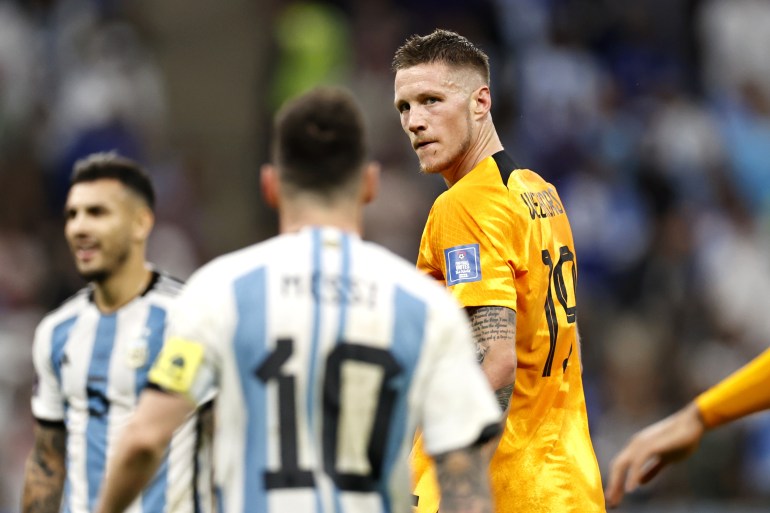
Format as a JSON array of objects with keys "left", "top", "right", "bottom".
[
  {"left": 358, "top": 239, "right": 461, "bottom": 309},
  {"left": 37, "top": 286, "right": 91, "bottom": 333},
  {"left": 508, "top": 167, "right": 569, "bottom": 222},
  {"left": 200, "top": 229, "right": 345, "bottom": 277},
  {"left": 507, "top": 166, "right": 551, "bottom": 191},
  {"left": 503, "top": 155, "right": 564, "bottom": 200},
  {"left": 147, "top": 270, "right": 185, "bottom": 299},
  {"left": 357, "top": 238, "right": 417, "bottom": 275},
  {"left": 183, "top": 238, "right": 281, "bottom": 291}
]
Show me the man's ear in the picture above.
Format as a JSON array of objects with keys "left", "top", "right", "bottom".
[
  {"left": 133, "top": 205, "right": 155, "bottom": 243},
  {"left": 260, "top": 163, "right": 280, "bottom": 208},
  {"left": 472, "top": 85, "right": 492, "bottom": 118},
  {"left": 361, "top": 161, "right": 381, "bottom": 205}
]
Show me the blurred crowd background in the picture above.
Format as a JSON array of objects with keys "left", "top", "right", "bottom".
[{"left": 2, "top": 0, "right": 770, "bottom": 511}]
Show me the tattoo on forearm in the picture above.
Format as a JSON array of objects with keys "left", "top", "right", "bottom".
[
  {"left": 467, "top": 307, "right": 516, "bottom": 365},
  {"left": 466, "top": 307, "right": 516, "bottom": 412},
  {"left": 434, "top": 446, "right": 492, "bottom": 513},
  {"left": 23, "top": 425, "right": 67, "bottom": 513},
  {"left": 474, "top": 339, "right": 489, "bottom": 364},
  {"left": 468, "top": 305, "right": 516, "bottom": 369},
  {"left": 495, "top": 383, "right": 514, "bottom": 412}
]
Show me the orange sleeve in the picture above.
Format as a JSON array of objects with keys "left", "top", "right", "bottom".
[
  {"left": 695, "top": 347, "right": 770, "bottom": 428},
  {"left": 417, "top": 183, "right": 516, "bottom": 310},
  {"left": 416, "top": 204, "right": 444, "bottom": 282}
]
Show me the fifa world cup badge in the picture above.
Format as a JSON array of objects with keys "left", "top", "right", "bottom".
[
  {"left": 126, "top": 328, "right": 150, "bottom": 368},
  {"left": 444, "top": 243, "right": 482, "bottom": 286}
]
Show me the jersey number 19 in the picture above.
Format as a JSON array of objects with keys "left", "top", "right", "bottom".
[{"left": 541, "top": 245, "right": 577, "bottom": 377}]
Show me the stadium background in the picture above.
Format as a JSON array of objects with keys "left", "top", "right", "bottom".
[{"left": 2, "top": 0, "right": 770, "bottom": 511}]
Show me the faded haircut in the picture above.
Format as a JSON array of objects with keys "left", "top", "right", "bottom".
[
  {"left": 392, "top": 29, "right": 490, "bottom": 84},
  {"left": 71, "top": 152, "right": 155, "bottom": 211}
]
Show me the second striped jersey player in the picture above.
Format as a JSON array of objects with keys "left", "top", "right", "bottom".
[
  {"left": 22, "top": 153, "right": 214, "bottom": 513},
  {"left": 32, "top": 273, "right": 213, "bottom": 513}
]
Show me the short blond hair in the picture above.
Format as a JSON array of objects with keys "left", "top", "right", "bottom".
[{"left": 392, "top": 29, "right": 490, "bottom": 84}]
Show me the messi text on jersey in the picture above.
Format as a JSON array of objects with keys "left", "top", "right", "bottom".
[{"left": 282, "top": 272, "right": 378, "bottom": 307}]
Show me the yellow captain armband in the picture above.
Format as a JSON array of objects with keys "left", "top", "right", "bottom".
[{"left": 148, "top": 337, "right": 205, "bottom": 394}]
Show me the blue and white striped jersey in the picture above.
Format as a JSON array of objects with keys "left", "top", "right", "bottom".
[
  {"left": 149, "top": 227, "right": 501, "bottom": 513},
  {"left": 31, "top": 271, "right": 214, "bottom": 513}
]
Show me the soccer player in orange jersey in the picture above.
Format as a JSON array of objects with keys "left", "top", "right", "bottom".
[
  {"left": 393, "top": 29, "right": 605, "bottom": 513},
  {"left": 605, "top": 347, "right": 770, "bottom": 508}
]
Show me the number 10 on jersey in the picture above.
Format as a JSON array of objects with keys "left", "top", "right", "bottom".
[{"left": 256, "top": 338, "right": 403, "bottom": 491}]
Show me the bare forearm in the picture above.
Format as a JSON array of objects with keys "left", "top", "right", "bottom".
[
  {"left": 98, "top": 389, "right": 193, "bottom": 513},
  {"left": 23, "top": 424, "right": 66, "bottom": 513},
  {"left": 97, "top": 444, "right": 164, "bottom": 513},
  {"left": 435, "top": 447, "right": 493, "bottom": 513},
  {"left": 605, "top": 402, "right": 706, "bottom": 508},
  {"left": 23, "top": 459, "right": 65, "bottom": 513},
  {"left": 467, "top": 306, "right": 517, "bottom": 408}
]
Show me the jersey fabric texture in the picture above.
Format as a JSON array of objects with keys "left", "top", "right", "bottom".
[
  {"left": 412, "top": 152, "right": 605, "bottom": 513},
  {"left": 696, "top": 346, "right": 770, "bottom": 428},
  {"left": 147, "top": 226, "right": 501, "bottom": 513},
  {"left": 31, "top": 272, "right": 214, "bottom": 513}
]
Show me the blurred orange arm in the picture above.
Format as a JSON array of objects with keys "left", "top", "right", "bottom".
[{"left": 696, "top": 347, "right": 770, "bottom": 428}]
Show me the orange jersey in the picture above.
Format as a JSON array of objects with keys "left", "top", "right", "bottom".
[
  {"left": 696, "top": 347, "right": 770, "bottom": 428},
  {"left": 412, "top": 152, "right": 605, "bottom": 513}
]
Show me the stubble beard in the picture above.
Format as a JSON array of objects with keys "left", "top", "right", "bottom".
[
  {"left": 77, "top": 243, "right": 132, "bottom": 284},
  {"left": 418, "top": 120, "right": 473, "bottom": 176}
]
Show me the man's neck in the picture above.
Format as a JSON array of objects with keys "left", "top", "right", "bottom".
[
  {"left": 279, "top": 200, "right": 363, "bottom": 236},
  {"left": 443, "top": 124, "right": 503, "bottom": 188},
  {"left": 93, "top": 261, "right": 153, "bottom": 314}
]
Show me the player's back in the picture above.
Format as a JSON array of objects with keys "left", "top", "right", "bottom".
[
  {"left": 198, "top": 226, "right": 485, "bottom": 513},
  {"left": 498, "top": 164, "right": 604, "bottom": 511}
]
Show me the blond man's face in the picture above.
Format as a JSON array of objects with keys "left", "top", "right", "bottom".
[{"left": 394, "top": 62, "right": 479, "bottom": 175}]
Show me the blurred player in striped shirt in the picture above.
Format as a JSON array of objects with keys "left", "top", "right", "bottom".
[{"left": 22, "top": 153, "right": 214, "bottom": 513}]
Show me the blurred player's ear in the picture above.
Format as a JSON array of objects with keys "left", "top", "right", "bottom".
[
  {"left": 361, "top": 161, "right": 380, "bottom": 205},
  {"left": 260, "top": 164, "right": 280, "bottom": 209},
  {"left": 133, "top": 203, "right": 154, "bottom": 243}
]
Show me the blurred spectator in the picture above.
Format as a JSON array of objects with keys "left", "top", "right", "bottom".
[
  {"left": 716, "top": 81, "right": 770, "bottom": 214},
  {"left": 0, "top": 2, "right": 37, "bottom": 155},
  {"left": 513, "top": 16, "right": 606, "bottom": 180},
  {"left": 698, "top": 0, "right": 770, "bottom": 99},
  {"left": 43, "top": 16, "right": 166, "bottom": 211},
  {"left": 642, "top": 89, "right": 724, "bottom": 206}
]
